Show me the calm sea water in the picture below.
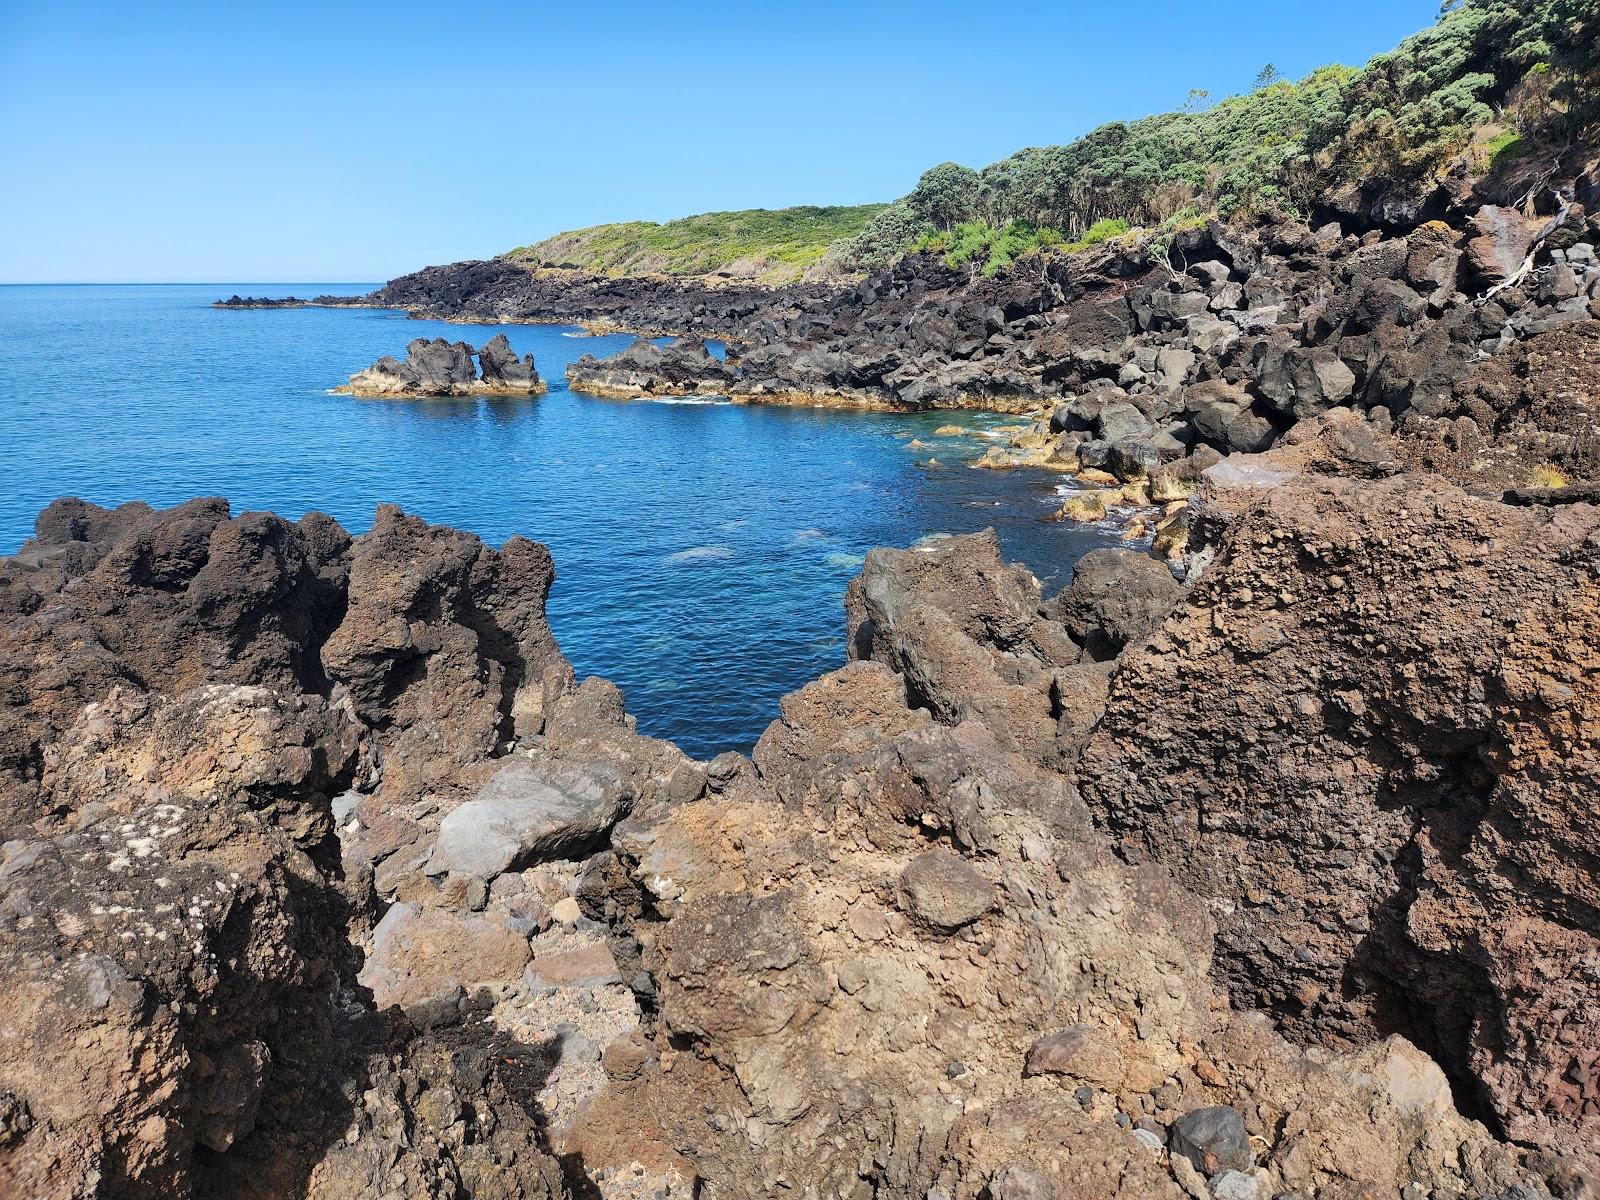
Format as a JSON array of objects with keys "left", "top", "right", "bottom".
[{"left": 0, "top": 283, "right": 1122, "bottom": 757}]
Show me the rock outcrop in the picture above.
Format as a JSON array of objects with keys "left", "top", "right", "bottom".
[
  {"left": 0, "top": 495, "right": 688, "bottom": 1198},
  {"left": 566, "top": 337, "right": 734, "bottom": 400},
  {"left": 3, "top": 450, "right": 1597, "bottom": 1197},
  {"left": 338, "top": 334, "right": 546, "bottom": 397},
  {"left": 211, "top": 295, "right": 310, "bottom": 308},
  {"left": 1077, "top": 444, "right": 1600, "bottom": 1162}
]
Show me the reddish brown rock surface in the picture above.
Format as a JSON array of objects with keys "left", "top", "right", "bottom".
[
  {"left": 0, "top": 469, "right": 1596, "bottom": 1198},
  {"left": 1078, "top": 452, "right": 1600, "bottom": 1160}
]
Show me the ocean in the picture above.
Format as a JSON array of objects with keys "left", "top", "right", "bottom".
[{"left": 0, "top": 283, "right": 1121, "bottom": 756}]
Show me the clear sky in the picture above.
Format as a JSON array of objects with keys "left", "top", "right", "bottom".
[{"left": 0, "top": 0, "right": 1441, "bottom": 283}]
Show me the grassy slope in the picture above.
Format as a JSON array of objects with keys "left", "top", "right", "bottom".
[{"left": 503, "top": 205, "right": 888, "bottom": 284}]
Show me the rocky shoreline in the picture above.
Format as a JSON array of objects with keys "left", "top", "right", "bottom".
[
  {"left": 135, "top": 137, "right": 1600, "bottom": 1200},
  {"left": 2, "top": 372, "right": 1598, "bottom": 1196},
  {"left": 283, "top": 164, "right": 1600, "bottom": 532}
]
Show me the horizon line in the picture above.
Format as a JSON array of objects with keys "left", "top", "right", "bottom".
[{"left": 0, "top": 280, "right": 383, "bottom": 287}]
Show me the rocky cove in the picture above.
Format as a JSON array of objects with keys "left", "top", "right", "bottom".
[
  {"left": 8, "top": 157, "right": 1600, "bottom": 1200},
  {"left": 321, "top": 165, "right": 1600, "bottom": 564},
  {"left": 8, "top": 168, "right": 1600, "bottom": 1199},
  {"left": 2, "top": 394, "right": 1598, "bottom": 1198},
  {"left": 13, "top": 0, "right": 1600, "bottom": 1193}
]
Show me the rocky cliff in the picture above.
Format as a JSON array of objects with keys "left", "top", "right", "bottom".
[{"left": 3, "top": 394, "right": 1597, "bottom": 1197}]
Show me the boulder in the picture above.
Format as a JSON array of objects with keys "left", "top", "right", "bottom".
[
  {"left": 1191, "top": 398, "right": 1244, "bottom": 445},
  {"left": 1153, "top": 346, "right": 1197, "bottom": 390},
  {"left": 1047, "top": 548, "right": 1183, "bottom": 660},
  {"left": 358, "top": 901, "right": 531, "bottom": 1017},
  {"left": 898, "top": 848, "right": 998, "bottom": 932},
  {"left": 1168, "top": 1106, "right": 1252, "bottom": 1175},
  {"left": 1405, "top": 221, "right": 1463, "bottom": 295},
  {"left": 1096, "top": 401, "right": 1154, "bottom": 443},
  {"left": 1107, "top": 438, "right": 1161, "bottom": 482},
  {"left": 1252, "top": 339, "right": 1356, "bottom": 418},
  {"left": 1465, "top": 205, "right": 1534, "bottom": 287},
  {"left": 425, "top": 756, "right": 634, "bottom": 879},
  {"left": 1349, "top": 278, "right": 1427, "bottom": 331},
  {"left": 1225, "top": 409, "right": 1277, "bottom": 453}
]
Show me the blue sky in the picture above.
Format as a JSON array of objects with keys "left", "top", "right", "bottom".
[{"left": 0, "top": 0, "right": 1441, "bottom": 283}]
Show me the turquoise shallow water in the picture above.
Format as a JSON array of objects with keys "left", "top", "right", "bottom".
[{"left": 0, "top": 283, "right": 1122, "bottom": 757}]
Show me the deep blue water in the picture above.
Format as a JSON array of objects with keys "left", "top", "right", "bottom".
[{"left": 0, "top": 283, "right": 1121, "bottom": 757}]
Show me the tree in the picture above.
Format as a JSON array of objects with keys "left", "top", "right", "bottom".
[
  {"left": 1184, "top": 88, "right": 1211, "bottom": 112},
  {"left": 1253, "top": 63, "right": 1284, "bottom": 90},
  {"left": 907, "top": 162, "right": 980, "bottom": 232}
]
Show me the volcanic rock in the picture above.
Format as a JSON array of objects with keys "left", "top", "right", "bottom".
[
  {"left": 1168, "top": 1105, "right": 1252, "bottom": 1175},
  {"left": 1077, "top": 443, "right": 1600, "bottom": 1160},
  {"left": 475, "top": 331, "right": 545, "bottom": 392},
  {"left": 1465, "top": 205, "right": 1534, "bottom": 287},
  {"left": 338, "top": 336, "right": 547, "bottom": 397},
  {"left": 897, "top": 847, "right": 998, "bottom": 931},
  {"left": 425, "top": 755, "right": 634, "bottom": 879},
  {"left": 566, "top": 336, "right": 733, "bottom": 399}
]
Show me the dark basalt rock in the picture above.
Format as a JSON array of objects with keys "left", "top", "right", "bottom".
[
  {"left": 566, "top": 336, "right": 733, "bottom": 399},
  {"left": 475, "top": 331, "right": 543, "bottom": 392},
  {"left": 212, "top": 294, "right": 309, "bottom": 308},
  {"left": 1045, "top": 546, "right": 1183, "bottom": 661},
  {"left": 1168, "top": 1106, "right": 1253, "bottom": 1175},
  {"left": 301, "top": 192, "right": 1599, "bottom": 461},
  {"left": 338, "top": 335, "right": 546, "bottom": 397}
]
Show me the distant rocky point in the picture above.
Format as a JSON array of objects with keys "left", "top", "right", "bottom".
[
  {"left": 212, "top": 293, "right": 362, "bottom": 309},
  {"left": 337, "top": 332, "right": 546, "bottom": 398},
  {"left": 212, "top": 294, "right": 310, "bottom": 308}
]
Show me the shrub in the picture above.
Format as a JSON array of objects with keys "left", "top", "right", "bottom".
[
  {"left": 842, "top": 0, "right": 1594, "bottom": 271},
  {"left": 1526, "top": 463, "right": 1569, "bottom": 488}
]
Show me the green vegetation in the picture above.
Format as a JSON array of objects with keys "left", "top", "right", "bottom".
[
  {"left": 496, "top": 1, "right": 1596, "bottom": 284},
  {"left": 915, "top": 216, "right": 1131, "bottom": 277},
  {"left": 503, "top": 205, "right": 887, "bottom": 284},
  {"left": 1484, "top": 128, "right": 1526, "bottom": 169},
  {"left": 842, "top": 0, "right": 1598, "bottom": 270}
]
